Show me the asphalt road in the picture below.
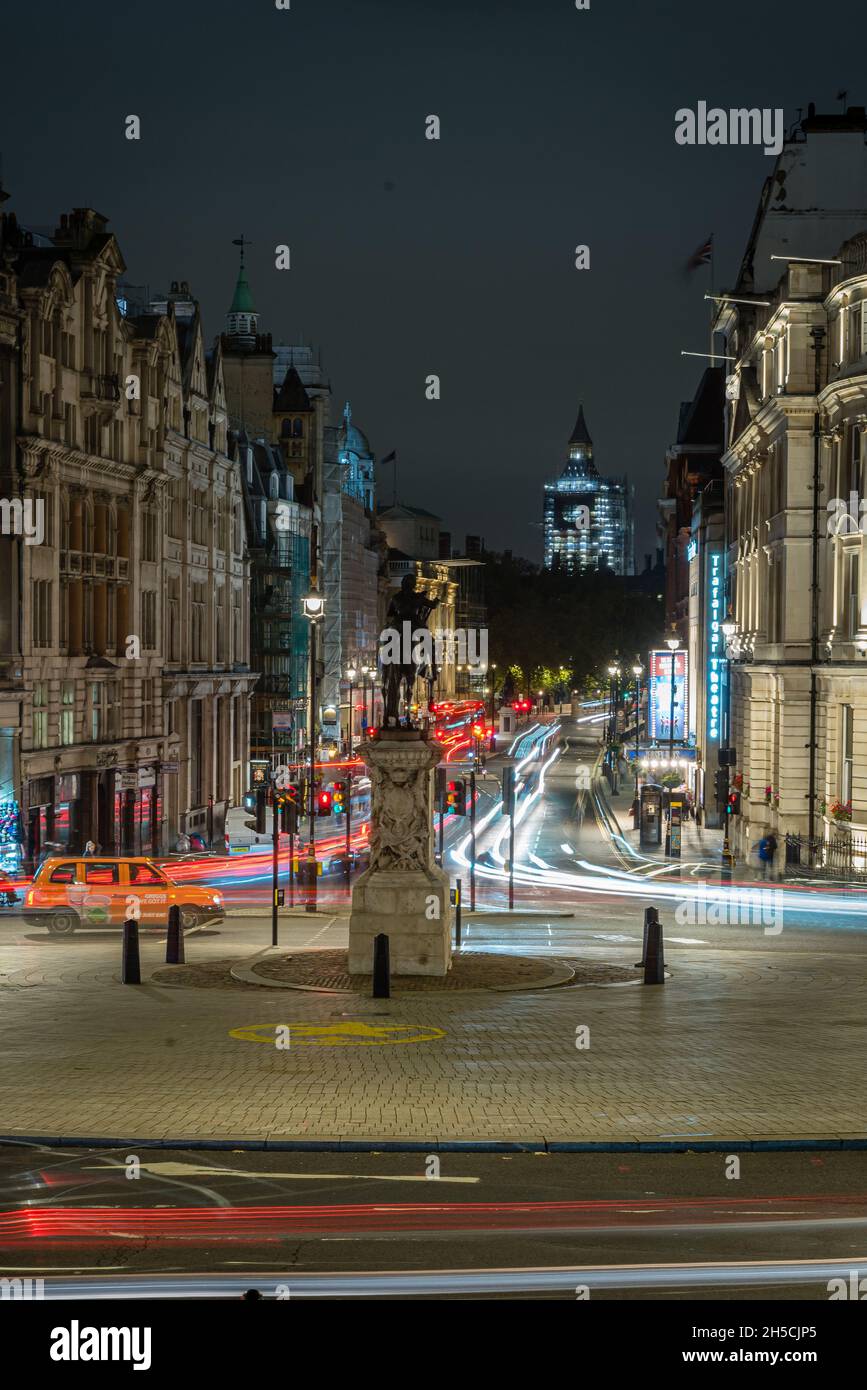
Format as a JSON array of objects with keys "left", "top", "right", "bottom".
[{"left": 1, "top": 1145, "right": 865, "bottom": 1299}]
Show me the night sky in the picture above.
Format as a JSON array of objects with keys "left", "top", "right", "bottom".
[{"left": 3, "top": 0, "right": 867, "bottom": 562}]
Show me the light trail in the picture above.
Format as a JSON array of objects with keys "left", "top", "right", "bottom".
[{"left": 18, "top": 1254, "right": 867, "bottom": 1298}]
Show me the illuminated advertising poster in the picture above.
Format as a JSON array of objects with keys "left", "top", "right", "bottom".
[{"left": 648, "top": 649, "right": 688, "bottom": 742}]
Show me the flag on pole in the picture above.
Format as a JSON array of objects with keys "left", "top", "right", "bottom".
[
  {"left": 380, "top": 449, "right": 398, "bottom": 505},
  {"left": 685, "top": 234, "right": 713, "bottom": 273}
]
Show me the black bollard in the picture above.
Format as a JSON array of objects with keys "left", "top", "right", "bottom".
[
  {"left": 122, "top": 917, "right": 141, "bottom": 985},
  {"left": 372, "top": 932, "right": 390, "bottom": 998},
  {"left": 166, "top": 903, "right": 185, "bottom": 964},
  {"left": 643, "top": 911, "right": 665, "bottom": 985},
  {"left": 455, "top": 878, "right": 462, "bottom": 950},
  {"left": 635, "top": 905, "right": 658, "bottom": 967}
]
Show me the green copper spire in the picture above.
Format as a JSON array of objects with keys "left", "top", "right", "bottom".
[
  {"left": 226, "top": 236, "right": 259, "bottom": 341},
  {"left": 229, "top": 263, "right": 255, "bottom": 314}
]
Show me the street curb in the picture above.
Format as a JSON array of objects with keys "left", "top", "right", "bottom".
[{"left": 1, "top": 1134, "right": 866, "bottom": 1154}]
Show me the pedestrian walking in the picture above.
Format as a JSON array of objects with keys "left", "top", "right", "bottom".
[{"left": 758, "top": 831, "right": 778, "bottom": 880}]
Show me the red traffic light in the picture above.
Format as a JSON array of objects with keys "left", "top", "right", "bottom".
[{"left": 317, "top": 791, "right": 332, "bottom": 815}]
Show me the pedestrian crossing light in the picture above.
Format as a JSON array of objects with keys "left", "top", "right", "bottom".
[{"left": 316, "top": 790, "right": 333, "bottom": 816}]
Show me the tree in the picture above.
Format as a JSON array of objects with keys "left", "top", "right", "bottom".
[{"left": 484, "top": 549, "right": 663, "bottom": 691}]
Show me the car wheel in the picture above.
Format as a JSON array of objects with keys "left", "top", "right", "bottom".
[
  {"left": 179, "top": 906, "right": 199, "bottom": 930},
  {"left": 48, "top": 910, "right": 79, "bottom": 935}
]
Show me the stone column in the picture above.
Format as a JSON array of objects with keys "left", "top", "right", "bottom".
[{"left": 348, "top": 728, "right": 452, "bottom": 976}]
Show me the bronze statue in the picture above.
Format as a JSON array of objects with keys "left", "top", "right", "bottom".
[{"left": 380, "top": 574, "right": 439, "bottom": 728}]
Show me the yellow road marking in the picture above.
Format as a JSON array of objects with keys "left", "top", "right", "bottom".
[{"left": 229, "top": 1021, "right": 446, "bottom": 1046}]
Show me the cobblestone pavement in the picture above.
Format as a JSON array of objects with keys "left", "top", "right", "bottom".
[{"left": 1, "top": 911, "right": 866, "bottom": 1143}]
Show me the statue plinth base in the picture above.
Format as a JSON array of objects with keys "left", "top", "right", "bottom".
[{"left": 349, "top": 729, "right": 452, "bottom": 977}]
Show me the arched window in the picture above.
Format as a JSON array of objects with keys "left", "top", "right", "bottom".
[
  {"left": 269, "top": 472, "right": 279, "bottom": 499},
  {"left": 281, "top": 418, "right": 291, "bottom": 438},
  {"left": 293, "top": 418, "right": 303, "bottom": 437}
]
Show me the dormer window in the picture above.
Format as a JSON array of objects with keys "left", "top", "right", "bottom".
[{"left": 269, "top": 472, "right": 279, "bottom": 499}]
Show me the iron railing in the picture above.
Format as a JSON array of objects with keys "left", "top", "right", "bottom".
[{"left": 785, "top": 830, "right": 867, "bottom": 881}]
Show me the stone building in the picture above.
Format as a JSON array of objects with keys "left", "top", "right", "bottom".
[
  {"left": 715, "top": 105, "right": 867, "bottom": 859},
  {"left": 0, "top": 200, "right": 253, "bottom": 864},
  {"left": 237, "top": 430, "right": 312, "bottom": 770},
  {"left": 221, "top": 251, "right": 386, "bottom": 765},
  {"left": 322, "top": 403, "right": 385, "bottom": 747}
]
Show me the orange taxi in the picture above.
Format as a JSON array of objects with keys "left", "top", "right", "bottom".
[{"left": 23, "top": 856, "right": 225, "bottom": 934}]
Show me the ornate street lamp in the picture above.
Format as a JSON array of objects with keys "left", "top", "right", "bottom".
[
  {"left": 302, "top": 588, "right": 325, "bottom": 912},
  {"left": 345, "top": 663, "right": 358, "bottom": 757},
  {"left": 631, "top": 661, "right": 644, "bottom": 811}
]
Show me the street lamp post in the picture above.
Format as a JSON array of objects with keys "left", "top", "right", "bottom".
[
  {"left": 362, "top": 663, "right": 375, "bottom": 732},
  {"left": 345, "top": 663, "right": 357, "bottom": 893},
  {"left": 346, "top": 664, "right": 357, "bottom": 758},
  {"left": 606, "top": 663, "right": 621, "bottom": 793},
  {"left": 631, "top": 661, "right": 643, "bottom": 822},
  {"left": 606, "top": 663, "right": 620, "bottom": 747},
  {"left": 303, "top": 589, "right": 325, "bottom": 913},
  {"left": 489, "top": 663, "right": 497, "bottom": 729}
]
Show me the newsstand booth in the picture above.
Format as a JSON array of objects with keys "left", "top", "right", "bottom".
[{"left": 639, "top": 783, "right": 663, "bottom": 847}]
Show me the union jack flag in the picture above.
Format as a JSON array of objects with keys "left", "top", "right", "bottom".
[{"left": 686, "top": 234, "right": 713, "bottom": 272}]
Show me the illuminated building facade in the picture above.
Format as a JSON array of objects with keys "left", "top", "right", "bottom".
[{"left": 543, "top": 406, "right": 633, "bottom": 575}]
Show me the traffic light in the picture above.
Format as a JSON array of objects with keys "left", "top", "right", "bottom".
[
  {"left": 316, "top": 790, "right": 332, "bottom": 816},
  {"left": 245, "top": 789, "right": 267, "bottom": 834},
  {"left": 332, "top": 781, "right": 347, "bottom": 814},
  {"left": 446, "top": 778, "right": 467, "bottom": 816},
  {"left": 471, "top": 723, "right": 483, "bottom": 738},
  {"left": 502, "top": 766, "right": 516, "bottom": 815},
  {"left": 280, "top": 799, "right": 298, "bottom": 834},
  {"left": 713, "top": 767, "right": 729, "bottom": 808},
  {"left": 436, "top": 766, "right": 447, "bottom": 813},
  {"left": 727, "top": 790, "right": 741, "bottom": 817}
]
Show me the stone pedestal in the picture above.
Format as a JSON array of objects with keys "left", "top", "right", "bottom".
[{"left": 348, "top": 729, "right": 453, "bottom": 976}]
